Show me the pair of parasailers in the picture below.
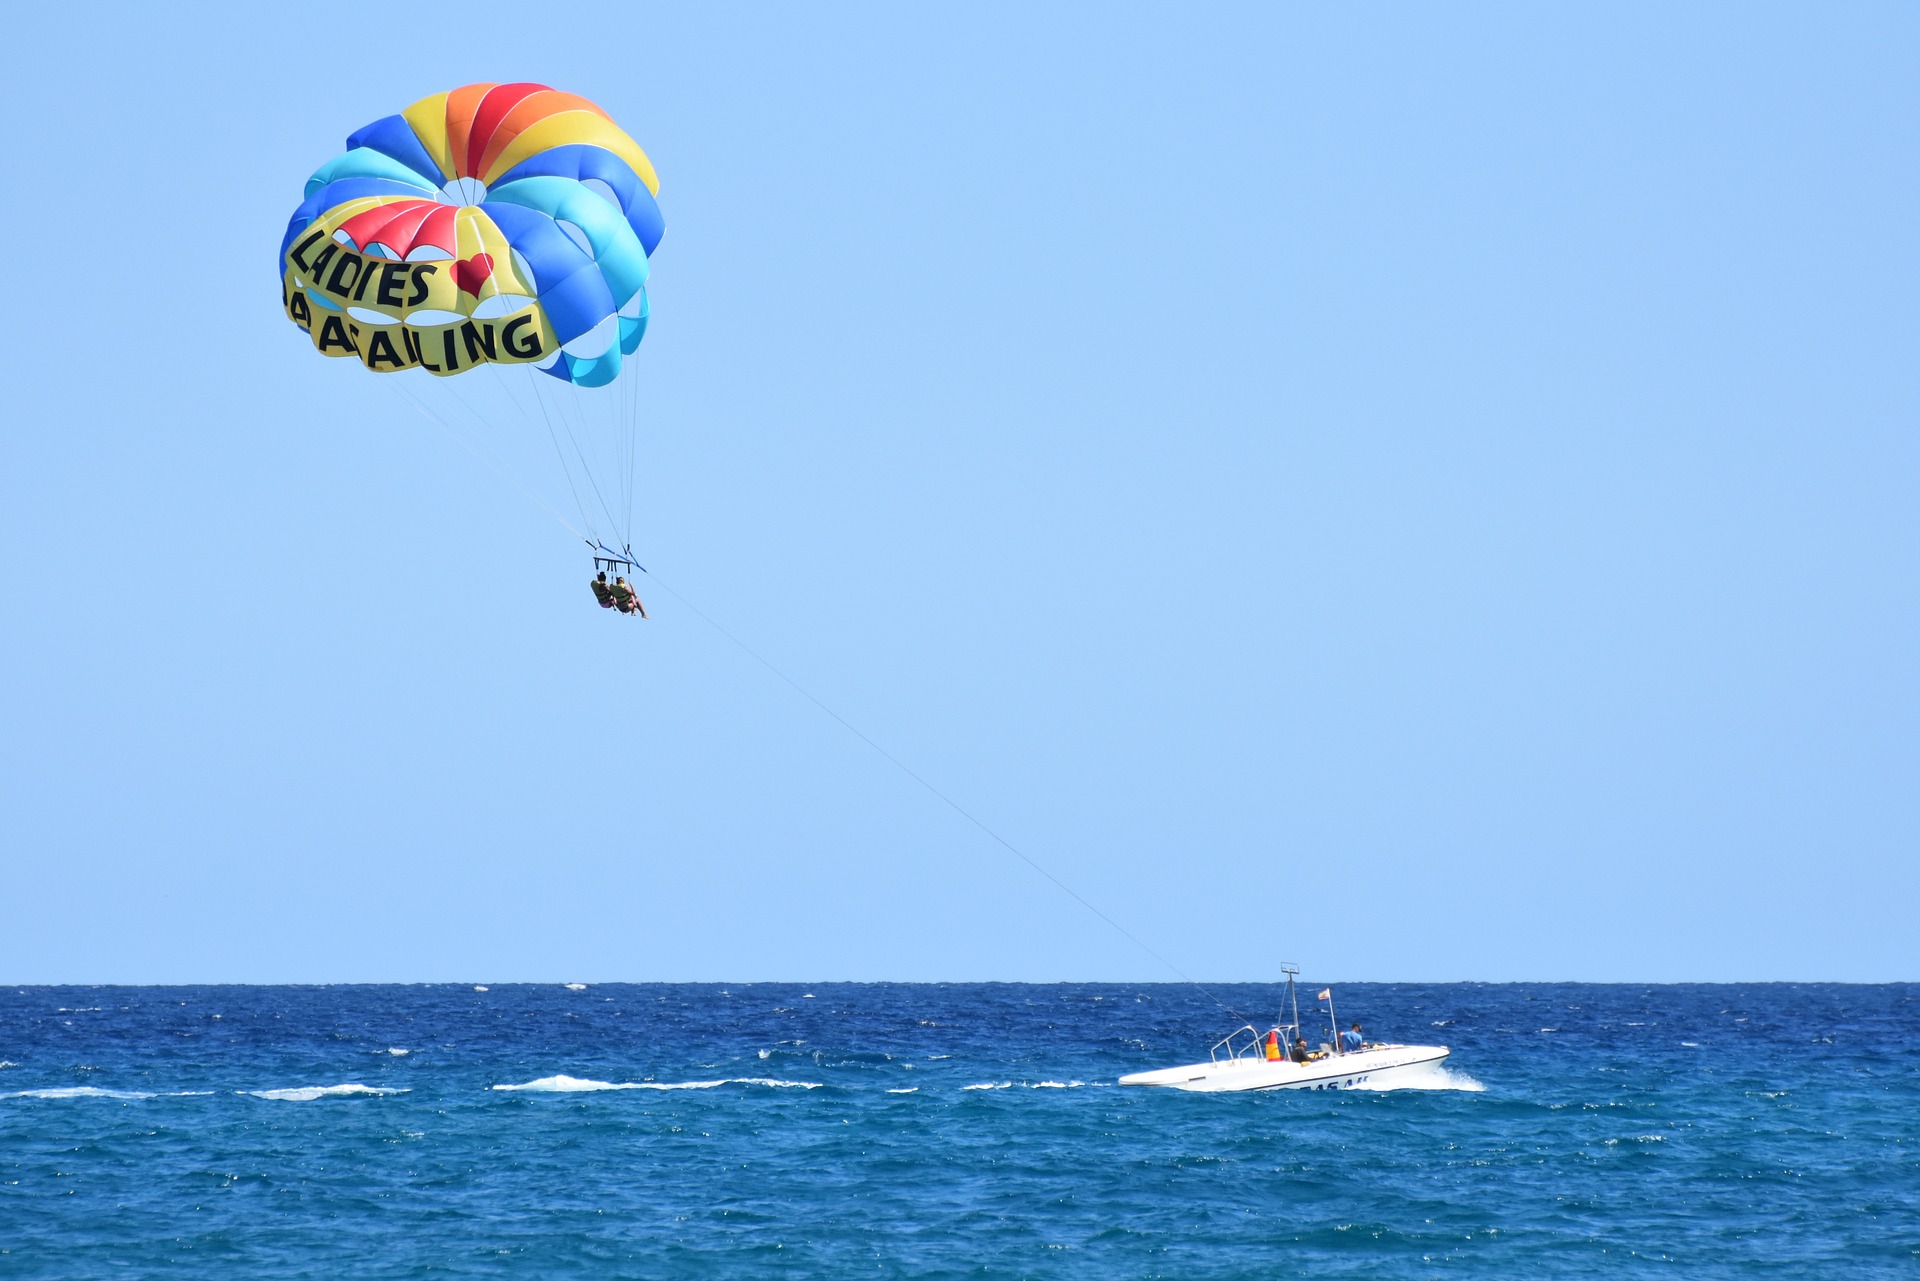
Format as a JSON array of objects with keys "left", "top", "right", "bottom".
[{"left": 591, "top": 572, "right": 648, "bottom": 618}]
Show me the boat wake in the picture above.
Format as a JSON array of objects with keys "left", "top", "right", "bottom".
[{"left": 1355, "top": 1066, "right": 1485, "bottom": 1092}]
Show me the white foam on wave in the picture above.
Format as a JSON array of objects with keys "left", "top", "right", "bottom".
[
  {"left": 963, "top": 1080, "right": 1086, "bottom": 1091},
  {"left": 5, "top": 1086, "right": 155, "bottom": 1100},
  {"left": 886, "top": 1087, "right": 919, "bottom": 1094},
  {"left": 1356, "top": 1066, "right": 1486, "bottom": 1093},
  {"left": 0, "top": 1061, "right": 17, "bottom": 1069},
  {"left": 493, "top": 1074, "right": 823, "bottom": 1093},
  {"left": 248, "top": 1084, "right": 408, "bottom": 1102},
  {"left": 4, "top": 1086, "right": 215, "bottom": 1101},
  {"left": 386, "top": 1048, "right": 410, "bottom": 1056},
  {"left": 493, "top": 1074, "right": 642, "bottom": 1093}
]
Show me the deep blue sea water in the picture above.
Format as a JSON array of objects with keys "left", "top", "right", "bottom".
[{"left": 1, "top": 983, "right": 1914, "bottom": 1278}]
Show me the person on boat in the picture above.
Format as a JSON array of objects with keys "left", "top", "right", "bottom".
[
  {"left": 1341, "top": 1023, "right": 1363, "bottom": 1053},
  {"left": 1290, "top": 1035, "right": 1310, "bottom": 1064},
  {"left": 590, "top": 572, "right": 615, "bottom": 609}
]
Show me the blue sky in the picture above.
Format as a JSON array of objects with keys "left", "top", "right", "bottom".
[{"left": 1, "top": 4, "right": 1913, "bottom": 983}]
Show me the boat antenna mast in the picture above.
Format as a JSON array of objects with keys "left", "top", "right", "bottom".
[{"left": 1280, "top": 963, "right": 1302, "bottom": 1045}]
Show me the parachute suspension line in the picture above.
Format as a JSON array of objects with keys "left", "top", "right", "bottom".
[
  {"left": 529, "top": 368, "right": 621, "bottom": 545},
  {"left": 381, "top": 378, "right": 586, "bottom": 542},
  {"left": 526, "top": 371, "right": 591, "bottom": 541},
  {"left": 602, "top": 369, "right": 632, "bottom": 551},
  {"left": 625, "top": 357, "right": 643, "bottom": 545},
  {"left": 634, "top": 567, "right": 1249, "bottom": 1024},
  {"left": 537, "top": 368, "right": 622, "bottom": 544},
  {"left": 594, "top": 364, "right": 631, "bottom": 551},
  {"left": 513, "top": 366, "right": 597, "bottom": 544},
  {"left": 602, "top": 367, "right": 635, "bottom": 553},
  {"left": 600, "top": 367, "right": 624, "bottom": 547},
  {"left": 618, "top": 367, "right": 635, "bottom": 546},
  {"left": 442, "top": 368, "right": 597, "bottom": 545},
  {"left": 617, "top": 361, "right": 640, "bottom": 554}
]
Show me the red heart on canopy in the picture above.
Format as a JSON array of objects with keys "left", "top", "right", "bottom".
[{"left": 454, "top": 253, "right": 495, "bottom": 297}]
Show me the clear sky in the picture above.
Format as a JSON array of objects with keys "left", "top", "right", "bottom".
[{"left": 1, "top": 4, "right": 1914, "bottom": 984}]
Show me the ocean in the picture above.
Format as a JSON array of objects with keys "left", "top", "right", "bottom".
[{"left": 1, "top": 982, "right": 1913, "bottom": 1277}]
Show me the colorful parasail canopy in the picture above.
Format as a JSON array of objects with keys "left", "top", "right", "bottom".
[{"left": 279, "top": 83, "right": 664, "bottom": 388}]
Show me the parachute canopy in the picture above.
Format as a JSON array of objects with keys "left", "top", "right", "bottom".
[{"left": 279, "top": 84, "right": 664, "bottom": 388}]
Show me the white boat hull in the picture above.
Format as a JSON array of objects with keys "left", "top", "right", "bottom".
[{"left": 1119, "top": 1044, "right": 1450, "bottom": 1093}]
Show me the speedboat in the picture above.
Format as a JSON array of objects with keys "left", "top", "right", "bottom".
[{"left": 1118, "top": 966, "right": 1449, "bottom": 1093}]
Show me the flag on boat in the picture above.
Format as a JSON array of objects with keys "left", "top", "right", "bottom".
[{"left": 1317, "top": 989, "right": 1332, "bottom": 1000}]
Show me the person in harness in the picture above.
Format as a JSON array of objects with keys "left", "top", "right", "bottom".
[
  {"left": 607, "top": 575, "right": 648, "bottom": 619},
  {"left": 590, "top": 572, "right": 616, "bottom": 609}
]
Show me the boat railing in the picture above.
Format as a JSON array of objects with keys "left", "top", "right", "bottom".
[{"left": 1209, "top": 1025, "right": 1268, "bottom": 1065}]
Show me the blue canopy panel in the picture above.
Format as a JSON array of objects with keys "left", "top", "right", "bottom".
[
  {"left": 479, "top": 202, "right": 618, "bottom": 345},
  {"left": 619, "top": 286, "right": 649, "bottom": 354},
  {"left": 492, "top": 144, "right": 664, "bottom": 256},
  {"left": 485, "top": 175, "right": 649, "bottom": 306},
  {"left": 344, "top": 114, "right": 447, "bottom": 190},
  {"left": 303, "top": 148, "right": 439, "bottom": 201}
]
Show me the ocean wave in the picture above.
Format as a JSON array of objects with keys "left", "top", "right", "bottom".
[
  {"left": 886, "top": 1087, "right": 920, "bottom": 1094},
  {"left": 0, "top": 1061, "right": 17, "bottom": 1069},
  {"left": 385, "top": 1048, "right": 410, "bottom": 1056},
  {"left": 248, "top": 1084, "right": 409, "bottom": 1102},
  {"left": 962, "top": 1081, "right": 1087, "bottom": 1091},
  {"left": 492, "top": 1074, "right": 823, "bottom": 1093},
  {"left": 4, "top": 1087, "right": 215, "bottom": 1101},
  {"left": 492, "top": 1074, "right": 646, "bottom": 1093},
  {"left": 5, "top": 1086, "right": 155, "bottom": 1100}
]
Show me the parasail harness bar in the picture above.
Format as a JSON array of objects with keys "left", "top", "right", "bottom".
[{"left": 590, "top": 540, "right": 645, "bottom": 575}]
